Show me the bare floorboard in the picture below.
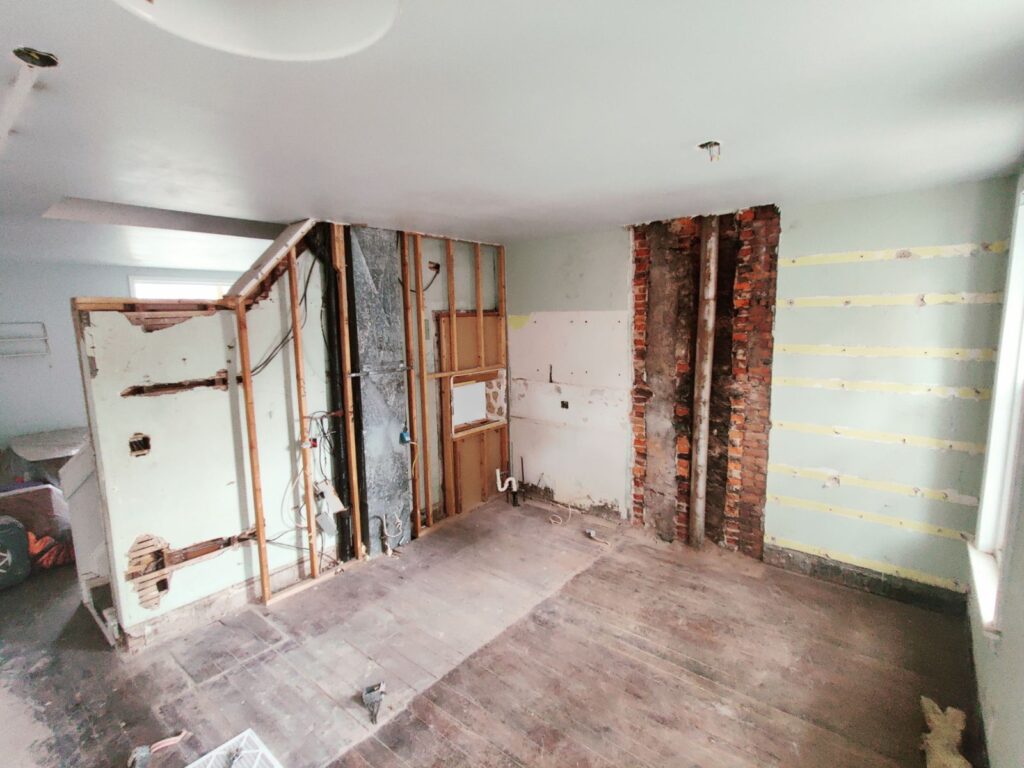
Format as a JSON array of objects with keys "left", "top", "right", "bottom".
[{"left": 0, "top": 501, "right": 971, "bottom": 767}]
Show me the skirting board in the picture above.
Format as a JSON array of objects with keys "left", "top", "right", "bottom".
[{"left": 763, "top": 543, "right": 967, "bottom": 615}]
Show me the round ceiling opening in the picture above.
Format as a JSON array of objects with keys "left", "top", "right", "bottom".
[{"left": 110, "top": 0, "right": 401, "bottom": 61}]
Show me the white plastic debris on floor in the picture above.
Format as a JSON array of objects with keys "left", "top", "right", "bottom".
[{"left": 186, "top": 730, "right": 284, "bottom": 768}]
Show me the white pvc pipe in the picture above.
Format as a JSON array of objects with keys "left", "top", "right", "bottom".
[
  {"left": 0, "top": 63, "right": 40, "bottom": 158},
  {"left": 495, "top": 469, "right": 518, "bottom": 494}
]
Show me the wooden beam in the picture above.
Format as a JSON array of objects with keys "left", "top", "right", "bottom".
[
  {"left": 499, "top": 424, "right": 510, "bottom": 483},
  {"left": 453, "top": 418, "right": 507, "bottom": 441},
  {"left": 71, "top": 297, "right": 235, "bottom": 312},
  {"left": 497, "top": 245, "right": 507, "bottom": 365},
  {"left": 475, "top": 243, "right": 485, "bottom": 367},
  {"left": 426, "top": 363, "right": 505, "bottom": 381},
  {"left": 413, "top": 235, "right": 434, "bottom": 527},
  {"left": 286, "top": 249, "right": 319, "bottom": 579},
  {"left": 446, "top": 239, "right": 459, "bottom": 373},
  {"left": 400, "top": 234, "right": 422, "bottom": 537},
  {"left": 689, "top": 215, "right": 719, "bottom": 548},
  {"left": 332, "top": 224, "right": 364, "bottom": 559},
  {"left": 441, "top": 375, "right": 456, "bottom": 517},
  {"left": 401, "top": 229, "right": 503, "bottom": 249},
  {"left": 235, "top": 303, "right": 272, "bottom": 604},
  {"left": 226, "top": 218, "right": 316, "bottom": 300}
]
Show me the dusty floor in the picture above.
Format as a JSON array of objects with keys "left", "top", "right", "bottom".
[{"left": 1, "top": 501, "right": 974, "bottom": 767}]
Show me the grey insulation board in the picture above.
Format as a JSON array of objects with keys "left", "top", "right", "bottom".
[{"left": 350, "top": 227, "right": 413, "bottom": 554}]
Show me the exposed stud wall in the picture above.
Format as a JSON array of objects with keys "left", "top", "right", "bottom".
[
  {"left": 766, "top": 176, "right": 1015, "bottom": 589},
  {"left": 75, "top": 253, "right": 333, "bottom": 636}
]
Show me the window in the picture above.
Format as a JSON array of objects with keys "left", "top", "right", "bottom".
[
  {"left": 971, "top": 182, "right": 1024, "bottom": 632},
  {"left": 452, "top": 381, "right": 488, "bottom": 428},
  {"left": 129, "top": 276, "right": 232, "bottom": 300}
]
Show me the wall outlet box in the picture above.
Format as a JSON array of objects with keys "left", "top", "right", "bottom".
[
  {"left": 316, "top": 507, "right": 337, "bottom": 536},
  {"left": 314, "top": 479, "right": 346, "bottom": 516}
]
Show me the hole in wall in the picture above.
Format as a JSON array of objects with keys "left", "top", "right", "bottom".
[
  {"left": 561, "top": 401, "right": 569, "bottom": 409},
  {"left": 129, "top": 433, "right": 151, "bottom": 456}
]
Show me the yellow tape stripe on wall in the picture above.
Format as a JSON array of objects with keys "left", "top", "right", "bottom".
[
  {"left": 768, "top": 493, "right": 967, "bottom": 540},
  {"left": 767, "top": 463, "right": 978, "bottom": 506},
  {"left": 780, "top": 240, "right": 1008, "bottom": 268},
  {"left": 766, "top": 536, "right": 964, "bottom": 591},
  {"left": 773, "top": 377, "right": 990, "bottom": 400},
  {"left": 772, "top": 420, "right": 986, "bottom": 455},
  {"left": 780, "top": 292, "right": 1003, "bottom": 308},
  {"left": 775, "top": 343, "right": 996, "bottom": 362}
]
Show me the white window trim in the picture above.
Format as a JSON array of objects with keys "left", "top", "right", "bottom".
[
  {"left": 128, "top": 275, "right": 232, "bottom": 300},
  {"left": 971, "top": 178, "right": 1024, "bottom": 634}
]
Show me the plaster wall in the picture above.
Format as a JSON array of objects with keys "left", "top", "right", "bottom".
[
  {"left": 505, "top": 229, "right": 633, "bottom": 515},
  {"left": 0, "top": 262, "right": 239, "bottom": 448},
  {"left": 766, "top": 176, "right": 1016, "bottom": 590},
  {"left": 77, "top": 251, "right": 333, "bottom": 636}
]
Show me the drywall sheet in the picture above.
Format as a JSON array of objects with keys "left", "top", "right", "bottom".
[
  {"left": 767, "top": 179, "right": 1015, "bottom": 591},
  {"left": 508, "top": 310, "right": 632, "bottom": 515},
  {"left": 77, "top": 252, "right": 332, "bottom": 635},
  {"left": 350, "top": 227, "right": 412, "bottom": 554}
]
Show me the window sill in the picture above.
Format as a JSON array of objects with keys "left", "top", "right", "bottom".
[{"left": 968, "top": 541, "right": 1002, "bottom": 636}]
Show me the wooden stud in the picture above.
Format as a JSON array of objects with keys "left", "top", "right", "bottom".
[
  {"left": 497, "top": 245, "right": 507, "bottom": 366},
  {"left": 441, "top": 375, "right": 457, "bottom": 517},
  {"left": 475, "top": 243, "right": 485, "bottom": 367},
  {"left": 286, "top": 249, "right": 319, "bottom": 579},
  {"left": 414, "top": 235, "right": 434, "bottom": 527},
  {"left": 235, "top": 303, "right": 272, "bottom": 604},
  {"left": 446, "top": 239, "right": 459, "bottom": 372},
  {"left": 452, "top": 418, "right": 508, "bottom": 441},
  {"left": 72, "top": 297, "right": 235, "bottom": 312},
  {"left": 426, "top": 363, "right": 505, "bottom": 381},
  {"left": 689, "top": 216, "right": 719, "bottom": 548},
  {"left": 333, "top": 224, "right": 364, "bottom": 559},
  {"left": 400, "top": 234, "right": 422, "bottom": 537},
  {"left": 495, "top": 246, "right": 510, "bottom": 479},
  {"left": 478, "top": 431, "right": 488, "bottom": 503},
  {"left": 499, "top": 424, "right": 510, "bottom": 487}
]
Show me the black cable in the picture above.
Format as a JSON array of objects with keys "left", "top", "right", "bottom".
[{"left": 250, "top": 255, "right": 317, "bottom": 377}]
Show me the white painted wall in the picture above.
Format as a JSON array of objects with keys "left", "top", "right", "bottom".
[
  {"left": 77, "top": 252, "right": 333, "bottom": 636},
  {"left": 766, "top": 175, "right": 1017, "bottom": 590},
  {"left": 0, "top": 262, "right": 239, "bottom": 448},
  {"left": 506, "top": 228, "right": 633, "bottom": 515}
]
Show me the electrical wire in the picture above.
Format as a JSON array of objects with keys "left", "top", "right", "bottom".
[{"left": 249, "top": 254, "right": 317, "bottom": 378}]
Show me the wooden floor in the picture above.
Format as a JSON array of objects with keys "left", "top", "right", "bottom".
[{"left": 1, "top": 501, "right": 973, "bottom": 767}]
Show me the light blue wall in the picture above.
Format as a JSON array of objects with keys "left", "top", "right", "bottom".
[
  {"left": 766, "top": 175, "right": 1017, "bottom": 589},
  {"left": 0, "top": 261, "right": 240, "bottom": 448}
]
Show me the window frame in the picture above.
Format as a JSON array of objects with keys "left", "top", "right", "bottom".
[
  {"left": 128, "top": 275, "right": 232, "bottom": 301},
  {"left": 971, "top": 179, "right": 1024, "bottom": 634}
]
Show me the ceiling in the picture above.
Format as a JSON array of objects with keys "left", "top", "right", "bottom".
[{"left": 1, "top": 0, "right": 1023, "bottom": 270}]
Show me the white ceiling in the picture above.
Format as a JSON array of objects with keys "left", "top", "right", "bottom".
[{"left": 1, "top": 0, "right": 1023, "bottom": 270}]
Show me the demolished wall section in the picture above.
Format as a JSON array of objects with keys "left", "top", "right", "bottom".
[{"left": 631, "top": 206, "right": 779, "bottom": 552}]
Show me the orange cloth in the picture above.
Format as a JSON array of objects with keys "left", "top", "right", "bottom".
[{"left": 26, "top": 531, "right": 75, "bottom": 569}]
